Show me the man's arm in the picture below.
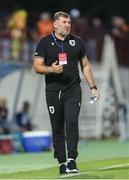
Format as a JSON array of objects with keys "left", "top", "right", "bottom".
[
  {"left": 80, "top": 55, "right": 96, "bottom": 87},
  {"left": 33, "top": 58, "right": 63, "bottom": 74},
  {"left": 80, "top": 55, "right": 99, "bottom": 98}
]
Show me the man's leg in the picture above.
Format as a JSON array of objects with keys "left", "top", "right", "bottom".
[
  {"left": 64, "top": 86, "right": 81, "bottom": 172},
  {"left": 65, "top": 102, "right": 80, "bottom": 159},
  {"left": 46, "top": 91, "right": 66, "bottom": 164}
]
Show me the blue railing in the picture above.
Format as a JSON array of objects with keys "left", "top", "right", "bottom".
[{"left": 0, "top": 62, "right": 26, "bottom": 79}]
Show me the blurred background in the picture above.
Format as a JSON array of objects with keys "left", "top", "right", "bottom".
[{"left": 0, "top": 0, "right": 129, "bottom": 154}]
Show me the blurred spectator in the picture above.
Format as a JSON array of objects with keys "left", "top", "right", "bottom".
[
  {"left": 37, "top": 12, "right": 53, "bottom": 38},
  {"left": 0, "top": 98, "right": 10, "bottom": 134},
  {"left": 110, "top": 16, "right": 129, "bottom": 66},
  {"left": 85, "top": 17, "right": 105, "bottom": 62},
  {"left": 7, "top": 9, "right": 28, "bottom": 60},
  {"left": 111, "top": 16, "right": 129, "bottom": 35},
  {"left": 0, "top": 15, "right": 10, "bottom": 60},
  {"left": 70, "top": 9, "right": 87, "bottom": 39},
  {"left": 70, "top": 8, "right": 81, "bottom": 19},
  {"left": 15, "top": 101, "right": 32, "bottom": 132}
]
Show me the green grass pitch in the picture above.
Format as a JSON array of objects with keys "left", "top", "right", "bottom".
[{"left": 0, "top": 139, "right": 129, "bottom": 179}]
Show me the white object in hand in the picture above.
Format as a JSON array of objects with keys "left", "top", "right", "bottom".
[{"left": 89, "top": 95, "right": 98, "bottom": 104}]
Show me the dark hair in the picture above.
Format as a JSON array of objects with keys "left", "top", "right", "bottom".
[{"left": 53, "top": 11, "right": 70, "bottom": 22}]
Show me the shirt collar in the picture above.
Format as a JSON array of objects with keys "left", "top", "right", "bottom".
[{"left": 52, "top": 32, "right": 70, "bottom": 42}]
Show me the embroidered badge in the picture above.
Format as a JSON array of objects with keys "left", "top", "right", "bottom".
[
  {"left": 69, "top": 40, "right": 75, "bottom": 46},
  {"left": 49, "top": 106, "right": 55, "bottom": 114}
]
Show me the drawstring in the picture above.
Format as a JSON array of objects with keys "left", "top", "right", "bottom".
[{"left": 59, "top": 90, "right": 62, "bottom": 100}]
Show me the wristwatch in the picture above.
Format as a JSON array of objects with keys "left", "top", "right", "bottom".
[{"left": 90, "top": 85, "right": 97, "bottom": 90}]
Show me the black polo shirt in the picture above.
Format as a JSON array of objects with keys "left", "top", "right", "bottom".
[{"left": 34, "top": 33, "right": 86, "bottom": 91}]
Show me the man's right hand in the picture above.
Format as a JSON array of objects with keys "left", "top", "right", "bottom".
[{"left": 51, "top": 61, "right": 63, "bottom": 74}]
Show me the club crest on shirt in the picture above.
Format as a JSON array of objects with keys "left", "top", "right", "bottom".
[
  {"left": 69, "top": 40, "right": 75, "bottom": 46},
  {"left": 49, "top": 106, "right": 55, "bottom": 114}
]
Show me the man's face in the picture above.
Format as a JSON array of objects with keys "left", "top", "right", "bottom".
[{"left": 54, "top": 16, "right": 71, "bottom": 37}]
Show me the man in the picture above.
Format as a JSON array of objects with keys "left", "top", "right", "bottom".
[
  {"left": 33, "top": 11, "right": 99, "bottom": 174},
  {"left": 37, "top": 12, "right": 54, "bottom": 38},
  {"left": 15, "top": 101, "right": 32, "bottom": 132}
]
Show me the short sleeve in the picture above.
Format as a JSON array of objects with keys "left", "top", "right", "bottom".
[
  {"left": 34, "top": 38, "right": 45, "bottom": 59},
  {"left": 78, "top": 38, "right": 86, "bottom": 59}
]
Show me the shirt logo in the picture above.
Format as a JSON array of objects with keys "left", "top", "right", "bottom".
[
  {"left": 69, "top": 40, "right": 75, "bottom": 46},
  {"left": 49, "top": 106, "right": 55, "bottom": 114},
  {"left": 51, "top": 42, "right": 54, "bottom": 46}
]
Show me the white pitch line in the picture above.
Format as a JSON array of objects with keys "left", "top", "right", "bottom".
[
  {"left": 60, "top": 171, "right": 94, "bottom": 178},
  {"left": 97, "top": 163, "right": 129, "bottom": 170},
  {"left": 60, "top": 163, "right": 129, "bottom": 178}
]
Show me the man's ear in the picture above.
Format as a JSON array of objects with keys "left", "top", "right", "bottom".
[{"left": 53, "top": 22, "right": 57, "bottom": 29}]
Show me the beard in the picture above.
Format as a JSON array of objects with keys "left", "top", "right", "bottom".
[{"left": 60, "top": 30, "right": 70, "bottom": 37}]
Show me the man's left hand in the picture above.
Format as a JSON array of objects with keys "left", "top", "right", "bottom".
[{"left": 90, "top": 89, "right": 100, "bottom": 101}]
